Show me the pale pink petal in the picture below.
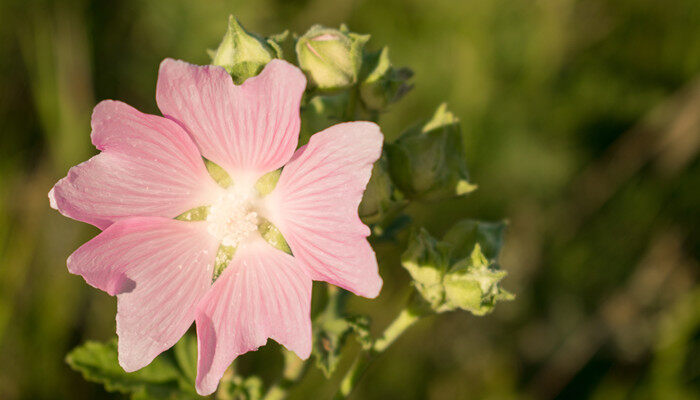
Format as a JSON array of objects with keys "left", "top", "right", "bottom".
[
  {"left": 156, "top": 59, "right": 306, "bottom": 181},
  {"left": 67, "top": 217, "right": 219, "bottom": 371},
  {"left": 50, "top": 100, "right": 222, "bottom": 230},
  {"left": 195, "top": 237, "right": 312, "bottom": 395},
  {"left": 265, "top": 122, "right": 384, "bottom": 298}
]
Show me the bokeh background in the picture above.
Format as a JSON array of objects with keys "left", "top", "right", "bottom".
[{"left": 1, "top": 0, "right": 699, "bottom": 399}]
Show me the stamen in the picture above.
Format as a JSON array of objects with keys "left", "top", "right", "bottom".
[{"left": 206, "top": 186, "right": 259, "bottom": 247}]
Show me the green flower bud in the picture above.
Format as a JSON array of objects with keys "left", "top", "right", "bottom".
[
  {"left": 401, "top": 220, "right": 513, "bottom": 315},
  {"left": 296, "top": 24, "right": 369, "bottom": 91},
  {"left": 359, "top": 47, "right": 413, "bottom": 111},
  {"left": 386, "top": 104, "right": 476, "bottom": 201},
  {"left": 358, "top": 155, "right": 407, "bottom": 230},
  {"left": 402, "top": 228, "right": 451, "bottom": 309},
  {"left": 209, "top": 15, "right": 281, "bottom": 84}
]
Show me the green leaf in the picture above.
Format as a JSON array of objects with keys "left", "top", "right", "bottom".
[
  {"left": 218, "top": 374, "right": 263, "bottom": 400},
  {"left": 386, "top": 104, "right": 476, "bottom": 201},
  {"left": 401, "top": 221, "right": 513, "bottom": 315},
  {"left": 311, "top": 290, "right": 373, "bottom": 377},
  {"left": 65, "top": 338, "right": 189, "bottom": 397},
  {"left": 173, "top": 333, "right": 198, "bottom": 386}
]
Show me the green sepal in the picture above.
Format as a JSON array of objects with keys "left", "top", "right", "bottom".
[
  {"left": 267, "top": 30, "right": 293, "bottom": 61},
  {"left": 386, "top": 104, "right": 476, "bottom": 201},
  {"left": 442, "top": 244, "right": 514, "bottom": 315},
  {"left": 258, "top": 219, "right": 291, "bottom": 254},
  {"left": 443, "top": 220, "right": 506, "bottom": 261},
  {"left": 174, "top": 205, "right": 209, "bottom": 221},
  {"left": 210, "top": 15, "right": 279, "bottom": 84},
  {"left": 401, "top": 220, "right": 513, "bottom": 315},
  {"left": 255, "top": 168, "right": 281, "bottom": 196},
  {"left": 213, "top": 244, "right": 236, "bottom": 282},
  {"left": 401, "top": 228, "right": 451, "bottom": 309},
  {"left": 66, "top": 338, "right": 197, "bottom": 398},
  {"left": 204, "top": 158, "right": 233, "bottom": 188},
  {"left": 359, "top": 47, "right": 413, "bottom": 111}
]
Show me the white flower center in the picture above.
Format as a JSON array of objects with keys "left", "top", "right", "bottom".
[{"left": 207, "top": 186, "right": 260, "bottom": 247}]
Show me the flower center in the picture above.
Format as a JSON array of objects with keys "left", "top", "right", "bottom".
[{"left": 206, "top": 186, "right": 260, "bottom": 247}]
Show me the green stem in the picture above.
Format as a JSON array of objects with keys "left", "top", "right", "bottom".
[
  {"left": 333, "top": 305, "right": 422, "bottom": 399},
  {"left": 344, "top": 85, "right": 359, "bottom": 121},
  {"left": 263, "top": 350, "right": 307, "bottom": 400}
]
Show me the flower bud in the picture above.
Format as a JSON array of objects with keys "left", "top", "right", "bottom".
[
  {"left": 209, "top": 15, "right": 281, "bottom": 84},
  {"left": 401, "top": 220, "right": 513, "bottom": 315},
  {"left": 358, "top": 155, "right": 407, "bottom": 229},
  {"left": 359, "top": 47, "right": 413, "bottom": 111},
  {"left": 296, "top": 25, "right": 369, "bottom": 91},
  {"left": 386, "top": 104, "right": 476, "bottom": 201}
]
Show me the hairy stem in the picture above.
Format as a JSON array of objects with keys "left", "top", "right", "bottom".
[{"left": 333, "top": 304, "right": 423, "bottom": 399}]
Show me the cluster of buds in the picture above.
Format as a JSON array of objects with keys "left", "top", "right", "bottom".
[
  {"left": 207, "top": 15, "right": 507, "bottom": 313},
  {"left": 402, "top": 220, "right": 513, "bottom": 315}
]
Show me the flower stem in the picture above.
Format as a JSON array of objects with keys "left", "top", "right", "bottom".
[
  {"left": 263, "top": 349, "right": 307, "bottom": 400},
  {"left": 333, "top": 304, "right": 423, "bottom": 399}
]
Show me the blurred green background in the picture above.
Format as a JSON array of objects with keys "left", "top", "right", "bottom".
[{"left": 1, "top": 0, "right": 699, "bottom": 399}]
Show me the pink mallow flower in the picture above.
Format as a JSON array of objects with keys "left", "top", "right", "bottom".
[{"left": 49, "top": 59, "right": 383, "bottom": 395}]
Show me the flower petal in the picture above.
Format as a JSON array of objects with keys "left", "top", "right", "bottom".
[
  {"left": 195, "top": 237, "right": 312, "bottom": 395},
  {"left": 265, "top": 122, "right": 384, "bottom": 298},
  {"left": 67, "top": 217, "right": 219, "bottom": 371},
  {"left": 50, "top": 100, "right": 222, "bottom": 230},
  {"left": 156, "top": 58, "right": 306, "bottom": 181}
]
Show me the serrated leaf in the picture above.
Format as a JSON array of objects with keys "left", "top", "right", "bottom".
[
  {"left": 66, "top": 338, "right": 187, "bottom": 396},
  {"left": 346, "top": 315, "right": 373, "bottom": 350}
]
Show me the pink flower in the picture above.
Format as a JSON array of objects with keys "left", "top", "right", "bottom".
[{"left": 49, "top": 59, "right": 383, "bottom": 395}]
